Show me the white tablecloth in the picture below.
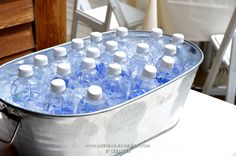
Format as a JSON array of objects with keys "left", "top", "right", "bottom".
[
  {"left": 132, "top": 0, "right": 236, "bottom": 41},
  {"left": 124, "top": 90, "right": 236, "bottom": 156}
]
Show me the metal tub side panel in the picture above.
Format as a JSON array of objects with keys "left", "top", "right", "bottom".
[{"left": 13, "top": 68, "right": 197, "bottom": 156}]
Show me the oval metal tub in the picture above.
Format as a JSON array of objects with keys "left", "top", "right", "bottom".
[{"left": 0, "top": 31, "right": 203, "bottom": 156}]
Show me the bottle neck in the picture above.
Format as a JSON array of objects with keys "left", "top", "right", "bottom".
[
  {"left": 86, "top": 96, "right": 101, "bottom": 104},
  {"left": 35, "top": 65, "right": 48, "bottom": 70},
  {"left": 57, "top": 73, "right": 71, "bottom": 79},
  {"left": 54, "top": 56, "right": 67, "bottom": 61},
  {"left": 141, "top": 75, "right": 154, "bottom": 81},
  {"left": 136, "top": 53, "right": 148, "bottom": 57},
  {"left": 82, "top": 68, "right": 96, "bottom": 73},
  {"left": 18, "top": 76, "right": 32, "bottom": 82},
  {"left": 51, "top": 91, "right": 65, "bottom": 96},
  {"left": 117, "top": 36, "right": 127, "bottom": 42},
  {"left": 160, "top": 66, "right": 172, "bottom": 73},
  {"left": 72, "top": 47, "right": 84, "bottom": 53}
]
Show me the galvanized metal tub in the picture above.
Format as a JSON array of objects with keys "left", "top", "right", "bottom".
[{"left": 0, "top": 31, "right": 203, "bottom": 156}]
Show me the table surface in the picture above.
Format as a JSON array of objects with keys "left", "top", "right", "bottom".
[
  {"left": 1, "top": 90, "right": 236, "bottom": 156},
  {"left": 124, "top": 90, "right": 236, "bottom": 156}
]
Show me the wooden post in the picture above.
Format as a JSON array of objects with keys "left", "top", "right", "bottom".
[{"left": 34, "top": 0, "right": 67, "bottom": 50}]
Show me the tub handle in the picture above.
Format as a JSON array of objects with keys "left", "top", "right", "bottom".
[{"left": 0, "top": 101, "right": 21, "bottom": 144}]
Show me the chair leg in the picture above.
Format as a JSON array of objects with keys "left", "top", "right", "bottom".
[
  {"left": 201, "top": 42, "right": 213, "bottom": 72},
  {"left": 104, "top": 4, "right": 113, "bottom": 31},
  {"left": 70, "top": 0, "right": 78, "bottom": 40},
  {"left": 226, "top": 31, "right": 236, "bottom": 104}
]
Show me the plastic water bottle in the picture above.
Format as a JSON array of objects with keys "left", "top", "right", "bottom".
[
  {"left": 100, "top": 40, "right": 118, "bottom": 65},
  {"left": 149, "top": 28, "right": 165, "bottom": 63},
  {"left": 100, "top": 63, "right": 128, "bottom": 106},
  {"left": 77, "top": 85, "right": 108, "bottom": 113},
  {"left": 88, "top": 32, "right": 105, "bottom": 53},
  {"left": 128, "top": 43, "right": 153, "bottom": 78},
  {"left": 68, "top": 38, "right": 85, "bottom": 65},
  {"left": 113, "top": 51, "right": 131, "bottom": 78},
  {"left": 156, "top": 56, "right": 178, "bottom": 84},
  {"left": 43, "top": 79, "right": 73, "bottom": 114},
  {"left": 170, "top": 33, "right": 184, "bottom": 46},
  {"left": 129, "top": 65, "right": 158, "bottom": 99},
  {"left": 33, "top": 54, "right": 52, "bottom": 86},
  {"left": 55, "top": 63, "right": 74, "bottom": 90},
  {"left": 11, "top": 65, "right": 40, "bottom": 106},
  {"left": 172, "top": 33, "right": 195, "bottom": 71},
  {"left": 50, "top": 47, "right": 69, "bottom": 73},
  {"left": 115, "top": 27, "right": 134, "bottom": 58},
  {"left": 162, "top": 44, "right": 183, "bottom": 73},
  {"left": 170, "top": 33, "right": 189, "bottom": 68},
  {"left": 99, "top": 40, "right": 118, "bottom": 75},
  {"left": 78, "top": 57, "right": 100, "bottom": 88},
  {"left": 86, "top": 47, "right": 105, "bottom": 77}
]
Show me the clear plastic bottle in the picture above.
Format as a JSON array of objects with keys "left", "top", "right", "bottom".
[
  {"left": 50, "top": 47, "right": 69, "bottom": 73},
  {"left": 100, "top": 40, "right": 118, "bottom": 65},
  {"left": 149, "top": 28, "right": 165, "bottom": 63},
  {"left": 86, "top": 47, "right": 105, "bottom": 77},
  {"left": 156, "top": 56, "right": 178, "bottom": 84},
  {"left": 99, "top": 40, "right": 118, "bottom": 76},
  {"left": 171, "top": 33, "right": 194, "bottom": 71},
  {"left": 11, "top": 65, "right": 40, "bottom": 106},
  {"left": 43, "top": 79, "right": 70, "bottom": 114},
  {"left": 128, "top": 43, "right": 152, "bottom": 78},
  {"left": 162, "top": 44, "right": 183, "bottom": 73},
  {"left": 68, "top": 38, "right": 85, "bottom": 65},
  {"left": 100, "top": 63, "right": 128, "bottom": 106},
  {"left": 113, "top": 51, "right": 131, "bottom": 78},
  {"left": 55, "top": 63, "right": 74, "bottom": 90},
  {"left": 129, "top": 65, "right": 158, "bottom": 99},
  {"left": 115, "top": 27, "right": 133, "bottom": 58},
  {"left": 78, "top": 57, "right": 100, "bottom": 88},
  {"left": 33, "top": 54, "right": 52, "bottom": 86},
  {"left": 77, "top": 85, "right": 108, "bottom": 113},
  {"left": 88, "top": 32, "right": 105, "bottom": 53}
]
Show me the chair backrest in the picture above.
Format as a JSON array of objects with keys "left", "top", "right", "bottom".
[
  {"left": 108, "top": 0, "right": 127, "bottom": 27},
  {"left": 77, "top": 0, "right": 92, "bottom": 11}
]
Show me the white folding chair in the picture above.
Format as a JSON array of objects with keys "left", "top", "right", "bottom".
[
  {"left": 70, "top": 0, "right": 145, "bottom": 40},
  {"left": 202, "top": 7, "right": 236, "bottom": 104},
  {"left": 108, "top": 0, "right": 144, "bottom": 29}
]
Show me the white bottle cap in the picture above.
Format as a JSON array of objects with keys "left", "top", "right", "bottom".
[
  {"left": 114, "top": 51, "right": 127, "bottom": 63},
  {"left": 136, "top": 43, "right": 149, "bottom": 54},
  {"left": 116, "top": 27, "right": 128, "bottom": 37},
  {"left": 51, "top": 79, "right": 66, "bottom": 93},
  {"left": 34, "top": 55, "right": 48, "bottom": 67},
  {"left": 87, "top": 85, "right": 102, "bottom": 101},
  {"left": 150, "top": 27, "right": 163, "bottom": 38},
  {"left": 71, "top": 38, "right": 84, "bottom": 50},
  {"left": 18, "top": 65, "right": 33, "bottom": 78},
  {"left": 82, "top": 57, "right": 96, "bottom": 69},
  {"left": 86, "top": 47, "right": 100, "bottom": 58},
  {"left": 105, "top": 40, "right": 118, "bottom": 52},
  {"left": 108, "top": 63, "right": 122, "bottom": 75},
  {"left": 172, "top": 33, "right": 184, "bottom": 44},
  {"left": 161, "top": 56, "right": 175, "bottom": 69},
  {"left": 57, "top": 63, "right": 71, "bottom": 76},
  {"left": 90, "top": 32, "right": 102, "bottom": 42},
  {"left": 53, "top": 47, "right": 67, "bottom": 58},
  {"left": 142, "top": 65, "right": 157, "bottom": 79},
  {"left": 164, "top": 44, "right": 176, "bottom": 56}
]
